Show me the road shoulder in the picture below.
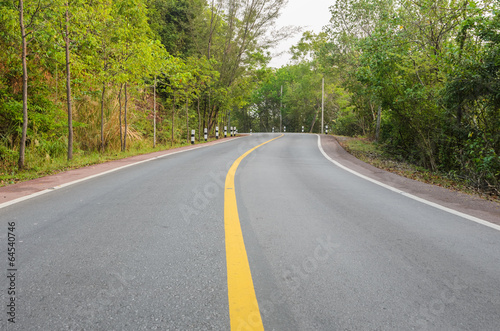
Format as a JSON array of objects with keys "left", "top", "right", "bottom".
[
  {"left": 320, "top": 135, "right": 500, "bottom": 226},
  {"left": 0, "top": 137, "right": 242, "bottom": 206}
]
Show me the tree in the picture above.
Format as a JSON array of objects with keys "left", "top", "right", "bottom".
[
  {"left": 63, "top": 1, "right": 74, "bottom": 160},
  {"left": 16, "top": 0, "right": 45, "bottom": 168},
  {"left": 18, "top": 0, "right": 29, "bottom": 168},
  {"left": 147, "top": 0, "right": 205, "bottom": 57},
  {"left": 49, "top": 0, "right": 88, "bottom": 160},
  {"left": 443, "top": 1, "right": 500, "bottom": 192},
  {"left": 84, "top": 0, "right": 115, "bottom": 152},
  {"left": 112, "top": 0, "right": 158, "bottom": 151}
]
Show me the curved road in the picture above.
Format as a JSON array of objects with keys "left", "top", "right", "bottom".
[{"left": 1, "top": 133, "right": 499, "bottom": 330}]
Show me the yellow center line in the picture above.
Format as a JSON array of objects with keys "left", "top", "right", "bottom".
[{"left": 225, "top": 134, "right": 284, "bottom": 331}]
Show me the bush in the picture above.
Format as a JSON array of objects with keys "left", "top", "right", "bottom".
[{"left": 461, "top": 135, "right": 500, "bottom": 194}]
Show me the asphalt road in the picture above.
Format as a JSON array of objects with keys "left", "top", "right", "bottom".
[{"left": 1, "top": 133, "right": 499, "bottom": 330}]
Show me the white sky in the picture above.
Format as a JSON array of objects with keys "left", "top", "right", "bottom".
[{"left": 269, "top": 0, "right": 334, "bottom": 68}]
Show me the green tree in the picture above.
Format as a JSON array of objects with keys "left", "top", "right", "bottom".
[
  {"left": 147, "top": 0, "right": 205, "bottom": 57},
  {"left": 443, "top": 1, "right": 500, "bottom": 192},
  {"left": 7, "top": 0, "right": 49, "bottom": 168}
]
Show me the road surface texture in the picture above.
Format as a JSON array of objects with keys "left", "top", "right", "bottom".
[{"left": 1, "top": 133, "right": 499, "bottom": 330}]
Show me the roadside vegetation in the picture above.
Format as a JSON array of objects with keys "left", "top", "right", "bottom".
[
  {"left": 337, "top": 135, "right": 499, "bottom": 202},
  {"left": 1, "top": 0, "right": 499, "bottom": 198},
  {"left": 249, "top": 0, "right": 500, "bottom": 199},
  {"left": 1, "top": 0, "right": 289, "bottom": 183},
  {"left": 0, "top": 138, "right": 220, "bottom": 187}
]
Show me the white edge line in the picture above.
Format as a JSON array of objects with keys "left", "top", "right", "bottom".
[
  {"left": 0, "top": 137, "right": 244, "bottom": 210},
  {"left": 316, "top": 135, "right": 500, "bottom": 232}
]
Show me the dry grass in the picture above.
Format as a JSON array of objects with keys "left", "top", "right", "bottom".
[
  {"left": 74, "top": 90, "right": 143, "bottom": 151},
  {"left": 0, "top": 138, "right": 216, "bottom": 187},
  {"left": 0, "top": 85, "right": 196, "bottom": 187},
  {"left": 336, "top": 135, "right": 500, "bottom": 203}
]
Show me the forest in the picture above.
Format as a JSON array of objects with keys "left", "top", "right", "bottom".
[
  {"left": 252, "top": 0, "right": 500, "bottom": 196},
  {"left": 1, "top": 0, "right": 499, "bottom": 195},
  {"left": 1, "top": 0, "right": 290, "bottom": 170}
]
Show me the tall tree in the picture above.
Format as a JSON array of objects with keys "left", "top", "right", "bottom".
[
  {"left": 16, "top": 0, "right": 44, "bottom": 169},
  {"left": 18, "top": 0, "right": 28, "bottom": 168},
  {"left": 85, "top": 0, "right": 115, "bottom": 152},
  {"left": 64, "top": 1, "right": 73, "bottom": 160}
]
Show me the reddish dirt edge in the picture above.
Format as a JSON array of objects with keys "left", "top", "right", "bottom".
[
  {"left": 1, "top": 134, "right": 498, "bottom": 227},
  {"left": 320, "top": 135, "right": 500, "bottom": 226},
  {"left": 0, "top": 136, "right": 244, "bottom": 206}
]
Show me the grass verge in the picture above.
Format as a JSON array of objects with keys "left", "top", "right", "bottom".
[
  {"left": 336, "top": 135, "right": 499, "bottom": 203},
  {"left": 0, "top": 138, "right": 223, "bottom": 187}
]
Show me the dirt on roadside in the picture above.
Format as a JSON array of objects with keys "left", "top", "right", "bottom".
[
  {"left": 2, "top": 134, "right": 499, "bottom": 228},
  {"left": 0, "top": 136, "right": 242, "bottom": 206},
  {"left": 321, "top": 135, "right": 500, "bottom": 227}
]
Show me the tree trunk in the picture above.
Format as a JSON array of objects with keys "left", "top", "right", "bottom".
[
  {"left": 153, "top": 76, "right": 156, "bottom": 148},
  {"left": 171, "top": 93, "right": 175, "bottom": 146},
  {"left": 118, "top": 83, "right": 123, "bottom": 149},
  {"left": 100, "top": 82, "right": 106, "bottom": 152},
  {"left": 202, "top": 94, "right": 207, "bottom": 135},
  {"left": 197, "top": 97, "right": 201, "bottom": 140},
  {"left": 55, "top": 62, "right": 58, "bottom": 101},
  {"left": 65, "top": 5, "right": 73, "bottom": 160},
  {"left": 207, "top": 91, "right": 212, "bottom": 132},
  {"left": 18, "top": 0, "right": 28, "bottom": 169},
  {"left": 123, "top": 82, "right": 128, "bottom": 151},
  {"left": 186, "top": 95, "right": 189, "bottom": 144},
  {"left": 208, "top": 106, "right": 214, "bottom": 133},
  {"left": 310, "top": 108, "right": 318, "bottom": 133}
]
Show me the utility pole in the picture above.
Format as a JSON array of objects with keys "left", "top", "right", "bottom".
[
  {"left": 321, "top": 77, "right": 324, "bottom": 134},
  {"left": 280, "top": 85, "right": 283, "bottom": 133},
  {"left": 153, "top": 75, "right": 156, "bottom": 148}
]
